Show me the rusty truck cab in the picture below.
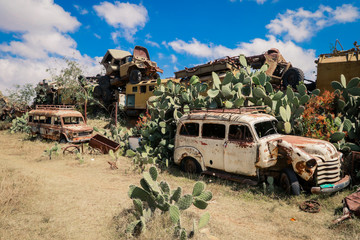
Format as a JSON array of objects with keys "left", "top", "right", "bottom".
[{"left": 28, "top": 105, "right": 93, "bottom": 143}]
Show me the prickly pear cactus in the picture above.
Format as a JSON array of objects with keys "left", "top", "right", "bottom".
[{"left": 127, "top": 167, "right": 212, "bottom": 238}]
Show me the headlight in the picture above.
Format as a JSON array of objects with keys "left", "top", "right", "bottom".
[{"left": 306, "top": 159, "right": 317, "bottom": 169}]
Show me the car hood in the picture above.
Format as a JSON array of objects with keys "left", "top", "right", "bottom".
[
  {"left": 271, "top": 135, "right": 339, "bottom": 161},
  {"left": 260, "top": 134, "right": 341, "bottom": 181},
  {"left": 63, "top": 124, "right": 93, "bottom": 132}
]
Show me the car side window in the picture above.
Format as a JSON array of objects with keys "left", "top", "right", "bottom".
[
  {"left": 180, "top": 123, "right": 199, "bottom": 137},
  {"left": 53, "top": 117, "right": 61, "bottom": 125},
  {"left": 33, "top": 116, "right": 39, "bottom": 123},
  {"left": 39, "top": 116, "right": 46, "bottom": 124},
  {"left": 46, "top": 117, "right": 52, "bottom": 124},
  {"left": 228, "top": 125, "right": 253, "bottom": 142},
  {"left": 28, "top": 116, "right": 33, "bottom": 123},
  {"left": 202, "top": 123, "right": 225, "bottom": 139}
]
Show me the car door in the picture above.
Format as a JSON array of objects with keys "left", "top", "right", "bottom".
[
  {"left": 224, "top": 124, "right": 258, "bottom": 176},
  {"left": 201, "top": 123, "right": 226, "bottom": 170}
]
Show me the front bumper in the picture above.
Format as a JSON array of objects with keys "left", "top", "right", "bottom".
[{"left": 311, "top": 175, "right": 351, "bottom": 194}]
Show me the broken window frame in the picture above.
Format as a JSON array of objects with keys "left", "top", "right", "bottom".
[
  {"left": 202, "top": 123, "right": 225, "bottom": 139},
  {"left": 179, "top": 122, "right": 199, "bottom": 137},
  {"left": 228, "top": 124, "right": 254, "bottom": 142}
]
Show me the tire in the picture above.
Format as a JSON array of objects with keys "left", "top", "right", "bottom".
[
  {"left": 153, "top": 73, "right": 160, "bottom": 80},
  {"left": 279, "top": 168, "right": 301, "bottom": 195},
  {"left": 282, "top": 67, "right": 304, "bottom": 89},
  {"left": 181, "top": 157, "right": 201, "bottom": 174},
  {"left": 129, "top": 69, "right": 142, "bottom": 84},
  {"left": 59, "top": 135, "right": 67, "bottom": 144}
]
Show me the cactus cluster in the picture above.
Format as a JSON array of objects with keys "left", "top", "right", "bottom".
[
  {"left": 93, "top": 124, "right": 134, "bottom": 154},
  {"left": 127, "top": 166, "right": 212, "bottom": 239},
  {"left": 134, "top": 55, "right": 316, "bottom": 168},
  {"left": 329, "top": 75, "right": 360, "bottom": 151},
  {"left": 9, "top": 112, "right": 31, "bottom": 134}
]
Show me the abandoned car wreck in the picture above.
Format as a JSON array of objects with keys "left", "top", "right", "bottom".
[
  {"left": 174, "top": 109, "right": 350, "bottom": 195},
  {"left": 28, "top": 105, "right": 93, "bottom": 143}
]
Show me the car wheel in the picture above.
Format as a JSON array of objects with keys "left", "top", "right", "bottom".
[
  {"left": 279, "top": 168, "right": 301, "bottom": 195},
  {"left": 129, "top": 69, "right": 142, "bottom": 84},
  {"left": 59, "top": 136, "right": 67, "bottom": 144},
  {"left": 182, "top": 157, "right": 200, "bottom": 174},
  {"left": 153, "top": 73, "right": 160, "bottom": 80},
  {"left": 282, "top": 67, "right": 304, "bottom": 89}
]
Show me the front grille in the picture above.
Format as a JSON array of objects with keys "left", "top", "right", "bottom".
[
  {"left": 316, "top": 158, "right": 341, "bottom": 185},
  {"left": 78, "top": 132, "right": 91, "bottom": 137}
]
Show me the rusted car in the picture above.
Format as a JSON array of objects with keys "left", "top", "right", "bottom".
[
  {"left": 174, "top": 108, "right": 350, "bottom": 195},
  {"left": 101, "top": 46, "right": 163, "bottom": 85},
  {"left": 28, "top": 105, "right": 93, "bottom": 143},
  {"left": 175, "top": 48, "right": 305, "bottom": 89}
]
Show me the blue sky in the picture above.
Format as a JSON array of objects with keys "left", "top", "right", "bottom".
[{"left": 0, "top": 0, "right": 359, "bottom": 92}]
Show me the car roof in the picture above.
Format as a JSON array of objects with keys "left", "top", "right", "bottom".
[
  {"left": 179, "top": 109, "right": 276, "bottom": 125},
  {"left": 29, "top": 109, "right": 83, "bottom": 117}
]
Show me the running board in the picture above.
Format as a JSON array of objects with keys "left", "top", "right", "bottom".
[{"left": 201, "top": 169, "right": 258, "bottom": 186}]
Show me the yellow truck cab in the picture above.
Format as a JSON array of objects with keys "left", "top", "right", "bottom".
[{"left": 124, "top": 78, "right": 180, "bottom": 116}]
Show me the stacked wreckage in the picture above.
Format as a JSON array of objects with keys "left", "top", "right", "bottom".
[{"left": 26, "top": 42, "right": 360, "bottom": 199}]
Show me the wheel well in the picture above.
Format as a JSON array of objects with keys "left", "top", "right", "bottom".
[{"left": 181, "top": 157, "right": 202, "bottom": 173}]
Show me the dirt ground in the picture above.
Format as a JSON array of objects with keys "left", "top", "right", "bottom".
[{"left": 0, "top": 130, "right": 359, "bottom": 240}]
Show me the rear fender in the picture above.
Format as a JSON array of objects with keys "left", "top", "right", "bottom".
[{"left": 174, "top": 146, "right": 205, "bottom": 171}]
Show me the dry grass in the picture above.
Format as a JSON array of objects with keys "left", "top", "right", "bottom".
[
  {"left": 0, "top": 125, "right": 359, "bottom": 240},
  {"left": 0, "top": 168, "right": 36, "bottom": 215}
]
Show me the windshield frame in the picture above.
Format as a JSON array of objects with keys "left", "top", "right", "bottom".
[
  {"left": 254, "top": 120, "right": 278, "bottom": 139},
  {"left": 62, "top": 116, "right": 84, "bottom": 125}
]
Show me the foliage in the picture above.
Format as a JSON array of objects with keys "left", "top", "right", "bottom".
[
  {"left": 300, "top": 91, "right": 339, "bottom": 141},
  {"left": 9, "top": 112, "right": 30, "bottom": 134},
  {"left": 93, "top": 124, "right": 134, "bottom": 155},
  {"left": 328, "top": 75, "right": 360, "bottom": 152},
  {"left": 263, "top": 176, "right": 275, "bottom": 194},
  {"left": 46, "top": 60, "right": 106, "bottom": 120},
  {"left": 44, "top": 143, "right": 59, "bottom": 160},
  {"left": 127, "top": 166, "right": 212, "bottom": 239},
  {"left": 136, "top": 55, "right": 313, "bottom": 168},
  {"left": 6, "top": 84, "right": 35, "bottom": 107}
]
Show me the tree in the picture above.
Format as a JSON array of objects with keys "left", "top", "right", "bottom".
[
  {"left": 6, "top": 83, "right": 36, "bottom": 107},
  {"left": 47, "top": 59, "right": 100, "bottom": 122}
]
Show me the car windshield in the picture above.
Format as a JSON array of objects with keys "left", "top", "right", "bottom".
[
  {"left": 62, "top": 117, "right": 83, "bottom": 125},
  {"left": 254, "top": 120, "right": 278, "bottom": 138}
]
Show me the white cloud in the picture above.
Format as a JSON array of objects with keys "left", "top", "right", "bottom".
[
  {"left": 266, "top": 4, "right": 360, "bottom": 42},
  {"left": 145, "top": 39, "right": 160, "bottom": 48},
  {"left": 168, "top": 36, "right": 316, "bottom": 80},
  {"left": 229, "top": 0, "right": 267, "bottom": 4},
  {"left": 74, "top": 4, "right": 89, "bottom": 15},
  {"left": 0, "top": 57, "right": 103, "bottom": 92},
  {"left": 94, "top": 1, "right": 148, "bottom": 42},
  {"left": 144, "top": 34, "right": 160, "bottom": 48},
  {"left": 0, "top": 31, "right": 81, "bottom": 59},
  {"left": 256, "top": 0, "right": 267, "bottom": 4},
  {"left": 333, "top": 4, "right": 359, "bottom": 23},
  {"left": 0, "top": 0, "right": 103, "bottom": 92},
  {"left": 0, "top": 0, "right": 80, "bottom": 33},
  {"left": 170, "top": 54, "right": 177, "bottom": 63}
]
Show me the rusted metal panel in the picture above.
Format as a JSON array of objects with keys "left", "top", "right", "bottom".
[{"left": 89, "top": 134, "right": 120, "bottom": 154}]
